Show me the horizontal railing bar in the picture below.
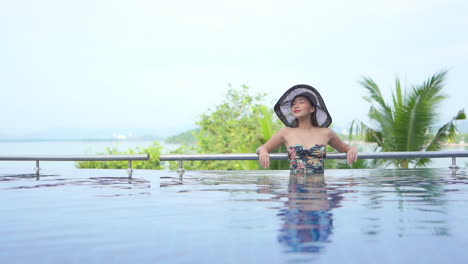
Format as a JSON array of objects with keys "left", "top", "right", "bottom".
[
  {"left": 160, "top": 151, "right": 468, "bottom": 161},
  {"left": 0, "top": 154, "right": 150, "bottom": 161},
  {"left": 1, "top": 151, "right": 466, "bottom": 162}
]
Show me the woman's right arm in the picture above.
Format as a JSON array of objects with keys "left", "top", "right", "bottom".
[{"left": 256, "top": 128, "right": 286, "bottom": 168}]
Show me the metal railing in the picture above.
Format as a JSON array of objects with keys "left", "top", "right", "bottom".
[
  {"left": 160, "top": 151, "right": 468, "bottom": 179},
  {"left": 0, "top": 154, "right": 150, "bottom": 179},
  {"left": 2, "top": 151, "right": 467, "bottom": 180}
]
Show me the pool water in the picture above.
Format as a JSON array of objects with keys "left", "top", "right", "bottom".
[{"left": 1, "top": 167, "right": 468, "bottom": 263}]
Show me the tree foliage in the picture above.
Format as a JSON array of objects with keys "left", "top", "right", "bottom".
[
  {"left": 355, "top": 70, "right": 466, "bottom": 168},
  {"left": 169, "top": 85, "right": 290, "bottom": 170},
  {"left": 75, "top": 141, "right": 163, "bottom": 169},
  {"left": 164, "top": 129, "right": 198, "bottom": 144}
]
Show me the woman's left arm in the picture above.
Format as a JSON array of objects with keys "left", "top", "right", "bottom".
[{"left": 328, "top": 129, "right": 358, "bottom": 165}]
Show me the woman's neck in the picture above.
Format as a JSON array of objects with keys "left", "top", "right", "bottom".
[{"left": 296, "top": 117, "right": 314, "bottom": 130}]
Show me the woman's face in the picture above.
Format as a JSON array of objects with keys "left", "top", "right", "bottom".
[{"left": 291, "top": 96, "right": 315, "bottom": 118}]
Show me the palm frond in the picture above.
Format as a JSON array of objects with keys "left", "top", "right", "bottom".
[
  {"left": 360, "top": 77, "right": 387, "bottom": 108},
  {"left": 348, "top": 119, "right": 369, "bottom": 144},
  {"left": 393, "top": 71, "right": 448, "bottom": 153},
  {"left": 360, "top": 77, "right": 395, "bottom": 146},
  {"left": 348, "top": 120, "right": 357, "bottom": 143},
  {"left": 427, "top": 109, "right": 465, "bottom": 150},
  {"left": 258, "top": 105, "right": 274, "bottom": 141},
  {"left": 358, "top": 70, "right": 461, "bottom": 168},
  {"left": 356, "top": 119, "right": 383, "bottom": 146},
  {"left": 392, "top": 76, "right": 404, "bottom": 111},
  {"left": 422, "top": 70, "right": 448, "bottom": 92},
  {"left": 361, "top": 77, "right": 394, "bottom": 120}
]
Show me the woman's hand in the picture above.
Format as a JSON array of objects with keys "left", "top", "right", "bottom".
[
  {"left": 257, "top": 147, "right": 271, "bottom": 168},
  {"left": 346, "top": 145, "right": 358, "bottom": 165}
]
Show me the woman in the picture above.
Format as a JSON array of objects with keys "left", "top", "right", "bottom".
[{"left": 256, "top": 84, "right": 358, "bottom": 173}]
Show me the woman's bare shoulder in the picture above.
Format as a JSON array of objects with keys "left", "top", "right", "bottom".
[
  {"left": 280, "top": 127, "right": 296, "bottom": 135},
  {"left": 314, "top": 127, "right": 332, "bottom": 133},
  {"left": 318, "top": 127, "right": 335, "bottom": 138}
]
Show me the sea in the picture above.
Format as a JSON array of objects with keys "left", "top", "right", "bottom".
[{"left": 0, "top": 140, "right": 179, "bottom": 171}]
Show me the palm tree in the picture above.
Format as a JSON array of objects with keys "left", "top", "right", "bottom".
[{"left": 356, "top": 70, "right": 466, "bottom": 168}]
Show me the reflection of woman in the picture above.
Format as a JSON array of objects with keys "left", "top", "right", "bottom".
[
  {"left": 277, "top": 173, "right": 343, "bottom": 253},
  {"left": 256, "top": 84, "right": 358, "bottom": 173}
]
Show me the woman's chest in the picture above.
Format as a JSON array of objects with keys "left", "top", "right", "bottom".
[{"left": 284, "top": 130, "right": 329, "bottom": 147}]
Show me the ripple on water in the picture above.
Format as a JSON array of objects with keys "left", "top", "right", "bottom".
[{"left": 2, "top": 168, "right": 468, "bottom": 263}]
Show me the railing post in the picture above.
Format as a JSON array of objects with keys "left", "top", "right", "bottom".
[
  {"left": 34, "top": 160, "right": 40, "bottom": 179},
  {"left": 127, "top": 160, "right": 133, "bottom": 179},
  {"left": 449, "top": 156, "right": 460, "bottom": 170},
  {"left": 177, "top": 160, "right": 185, "bottom": 181}
]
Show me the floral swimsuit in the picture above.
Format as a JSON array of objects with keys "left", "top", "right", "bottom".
[{"left": 288, "top": 144, "right": 326, "bottom": 174}]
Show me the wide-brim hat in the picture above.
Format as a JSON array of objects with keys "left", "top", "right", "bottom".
[{"left": 274, "top": 84, "right": 332, "bottom": 128}]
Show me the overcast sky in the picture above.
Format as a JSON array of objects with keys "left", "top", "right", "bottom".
[{"left": 1, "top": 0, "right": 467, "bottom": 138}]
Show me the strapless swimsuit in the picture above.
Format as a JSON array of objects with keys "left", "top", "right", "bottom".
[{"left": 288, "top": 144, "right": 326, "bottom": 173}]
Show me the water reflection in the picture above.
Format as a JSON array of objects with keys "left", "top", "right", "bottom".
[
  {"left": 277, "top": 172, "right": 343, "bottom": 253},
  {"left": 359, "top": 169, "right": 455, "bottom": 238},
  {"left": 0, "top": 173, "right": 151, "bottom": 197}
]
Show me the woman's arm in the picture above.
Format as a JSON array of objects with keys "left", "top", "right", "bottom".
[
  {"left": 328, "top": 128, "right": 358, "bottom": 165},
  {"left": 256, "top": 128, "right": 286, "bottom": 168}
]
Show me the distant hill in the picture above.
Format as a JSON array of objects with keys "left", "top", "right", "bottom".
[{"left": 165, "top": 129, "right": 198, "bottom": 145}]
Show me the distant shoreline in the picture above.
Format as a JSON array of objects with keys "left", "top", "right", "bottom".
[
  {"left": 0, "top": 138, "right": 160, "bottom": 143},
  {"left": 1, "top": 139, "right": 466, "bottom": 147}
]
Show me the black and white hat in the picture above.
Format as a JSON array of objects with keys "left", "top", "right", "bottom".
[{"left": 274, "top": 84, "right": 332, "bottom": 128}]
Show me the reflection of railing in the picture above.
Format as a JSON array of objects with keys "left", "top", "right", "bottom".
[
  {"left": 160, "top": 151, "right": 468, "bottom": 179},
  {"left": 0, "top": 155, "right": 150, "bottom": 179}
]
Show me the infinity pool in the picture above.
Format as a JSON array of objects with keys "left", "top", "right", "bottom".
[{"left": 1, "top": 167, "right": 468, "bottom": 263}]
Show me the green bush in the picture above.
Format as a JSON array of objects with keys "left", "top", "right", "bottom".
[
  {"left": 75, "top": 141, "right": 163, "bottom": 169},
  {"left": 169, "top": 85, "right": 290, "bottom": 170}
]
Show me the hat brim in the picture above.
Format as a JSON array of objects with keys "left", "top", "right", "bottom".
[{"left": 274, "top": 84, "right": 332, "bottom": 128}]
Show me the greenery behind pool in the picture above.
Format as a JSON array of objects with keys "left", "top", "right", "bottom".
[{"left": 76, "top": 70, "right": 466, "bottom": 170}]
